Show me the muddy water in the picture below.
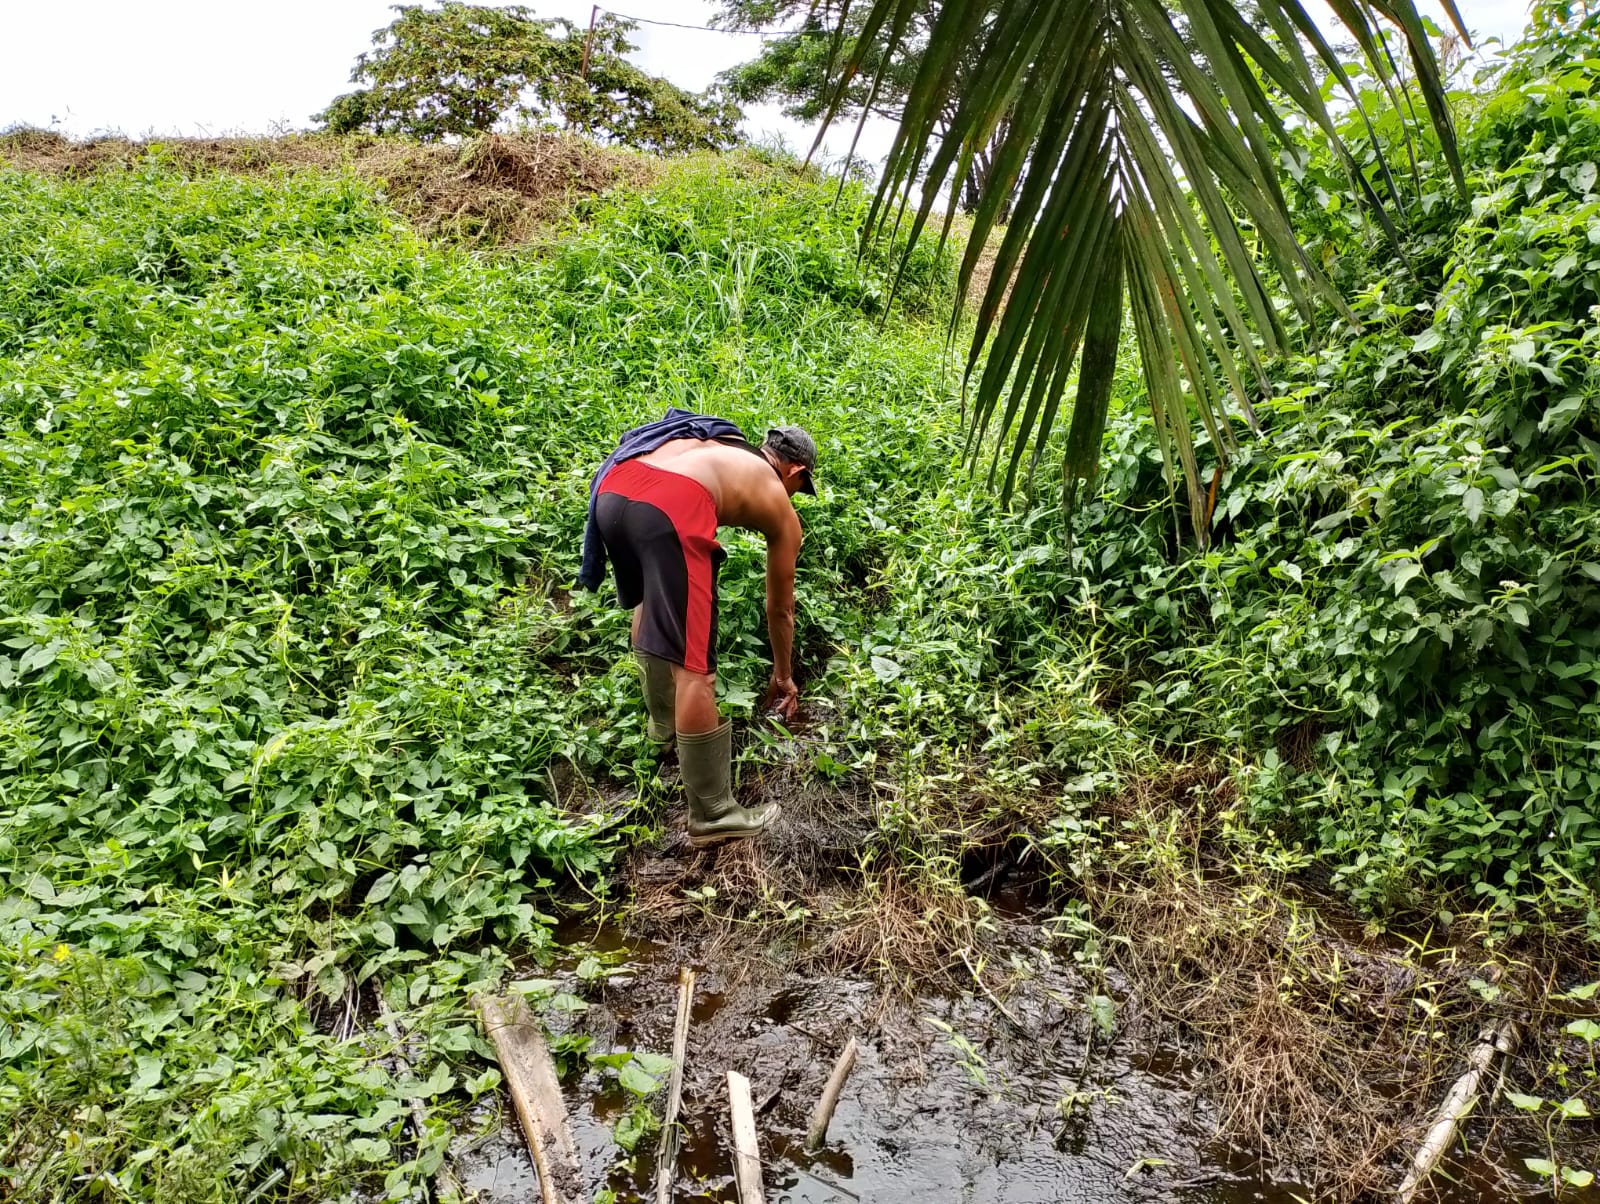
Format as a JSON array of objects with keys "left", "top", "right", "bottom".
[{"left": 454, "top": 916, "right": 1315, "bottom": 1204}]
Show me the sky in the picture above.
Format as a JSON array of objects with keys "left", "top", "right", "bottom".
[{"left": 0, "top": 0, "right": 1540, "bottom": 169}]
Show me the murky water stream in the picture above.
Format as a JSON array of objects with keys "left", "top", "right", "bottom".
[
  {"left": 448, "top": 901, "right": 1572, "bottom": 1204},
  {"left": 455, "top": 916, "right": 1321, "bottom": 1203}
]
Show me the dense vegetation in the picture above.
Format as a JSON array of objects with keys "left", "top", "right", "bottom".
[
  {"left": 1, "top": 8, "right": 1598, "bottom": 1201},
  {"left": 1061, "top": 10, "right": 1600, "bottom": 924},
  {"left": 0, "top": 147, "right": 958, "bottom": 1199}
]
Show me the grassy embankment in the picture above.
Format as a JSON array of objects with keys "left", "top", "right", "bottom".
[
  {"left": 4, "top": 23, "right": 1600, "bottom": 1194},
  {"left": 0, "top": 133, "right": 973, "bottom": 1201}
]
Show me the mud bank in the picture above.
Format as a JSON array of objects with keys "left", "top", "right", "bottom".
[{"left": 446, "top": 760, "right": 1595, "bottom": 1203}]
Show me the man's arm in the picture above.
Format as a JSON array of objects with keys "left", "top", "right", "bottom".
[{"left": 763, "top": 508, "right": 802, "bottom": 717}]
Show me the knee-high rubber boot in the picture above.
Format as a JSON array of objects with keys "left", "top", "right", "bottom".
[
  {"left": 634, "top": 651, "right": 676, "bottom": 744},
  {"left": 678, "top": 719, "right": 780, "bottom": 846}
]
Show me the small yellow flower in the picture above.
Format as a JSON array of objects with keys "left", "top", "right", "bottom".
[{"left": 53, "top": 943, "right": 70, "bottom": 962}]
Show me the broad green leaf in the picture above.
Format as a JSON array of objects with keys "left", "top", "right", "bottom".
[
  {"left": 398, "top": 1062, "right": 456, "bottom": 1099},
  {"left": 348, "top": 1137, "right": 392, "bottom": 1162},
  {"left": 618, "top": 1060, "right": 662, "bottom": 1096},
  {"left": 317, "top": 962, "right": 348, "bottom": 1002},
  {"left": 466, "top": 1068, "right": 503, "bottom": 1096},
  {"left": 1541, "top": 395, "right": 1585, "bottom": 433},
  {"left": 509, "top": 978, "right": 561, "bottom": 997},
  {"left": 1391, "top": 563, "right": 1423, "bottom": 595},
  {"left": 631, "top": 1051, "right": 675, "bottom": 1076},
  {"left": 1565, "top": 1018, "right": 1600, "bottom": 1043},
  {"left": 129, "top": 1054, "right": 165, "bottom": 1096},
  {"left": 1090, "top": 993, "right": 1115, "bottom": 1037}
]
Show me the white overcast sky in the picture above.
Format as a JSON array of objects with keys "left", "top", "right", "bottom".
[{"left": 1, "top": 0, "right": 1537, "bottom": 170}]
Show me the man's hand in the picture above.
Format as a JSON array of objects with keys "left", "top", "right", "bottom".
[{"left": 762, "top": 674, "right": 799, "bottom": 723}]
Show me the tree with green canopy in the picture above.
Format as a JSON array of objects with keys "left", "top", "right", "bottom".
[
  {"left": 818, "top": 0, "right": 1472, "bottom": 540},
  {"left": 716, "top": 0, "right": 1015, "bottom": 212},
  {"left": 317, "top": 2, "right": 743, "bottom": 154}
]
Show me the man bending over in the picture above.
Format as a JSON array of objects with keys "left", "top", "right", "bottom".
[{"left": 578, "top": 408, "right": 816, "bottom": 845}]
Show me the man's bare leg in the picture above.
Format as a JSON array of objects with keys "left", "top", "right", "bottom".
[{"left": 672, "top": 666, "right": 719, "bottom": 735}]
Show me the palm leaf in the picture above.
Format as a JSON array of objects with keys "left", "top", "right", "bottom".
[{"left": 823, "top": 0, "right": 1461, "bottom": 537}]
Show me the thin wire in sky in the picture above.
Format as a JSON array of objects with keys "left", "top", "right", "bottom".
[{"left": 599, "top": 7, "right": 799, "bottom": 35}]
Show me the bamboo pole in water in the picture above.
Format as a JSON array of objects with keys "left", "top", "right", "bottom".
[
  {"left": 653, "top": 967, "right": 696, "bottom": 1204},
  {"left": 804, "top": 1037, "right": 859, "bottom": 1152},
  {"left": 1395, "top": 1016, "right": 1519, "bottom": 1204},
  {"left": 727, "top": 1070, "right": 764, "bottom": 1204},
  {"left": 377, "top": 987, "right": 460, "bottom": 1199}
]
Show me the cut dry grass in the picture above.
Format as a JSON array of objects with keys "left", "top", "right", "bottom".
[
  {"left": 624, "top": 759, "right": 999, "bottom": 983},
  {"left": 1096, "top": 869, "right": 1440, "bottom": 1194},
  {"left": 805, "top": 862, "right": 988, "bottom": 979},
  {"left": 1070, "top": 764, "right": 1525, "bottom": 1200},
  {"left": 0, "top": 128, "right": 651, "bottom": 245}
]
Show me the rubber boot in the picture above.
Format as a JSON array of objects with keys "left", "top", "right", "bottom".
[
  {"left": 678, "top": 719, "right": 780, "bottom": 847},
  {"left": 634, "top": 651, "right": 676, "bottom": 744}
]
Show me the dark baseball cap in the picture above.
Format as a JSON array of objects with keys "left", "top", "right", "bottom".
[{"left": 764, "top": 426, "right": 817, "bottom": 494}]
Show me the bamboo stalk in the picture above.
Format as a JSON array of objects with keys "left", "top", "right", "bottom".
[
  {"left": 1395, "top": 1016, "right": 1519, "bottom": 1204},
  {"left": 727, "top": 1070, "right": 763, "bottom": 1204},
  {"left": 803, "top": 1037, "right": 859, "bottom": 1152},
  {"left": 378, "top": 989, "right": 461, "bottom": 1201},
  {"left": 474, "top": 994, "right": 586, "bottom": 1204},
  {"left": 653, "top": 967, "right": 696, "bottom": 1204},
  {"left": 377, "top": 990, "right": 432, "bottom": 1146}
]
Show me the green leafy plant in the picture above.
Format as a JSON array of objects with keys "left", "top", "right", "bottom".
[
  {"left": 1508, "top": 1090, "right": 1596, "bottom": 1190},
  {"left": 317, "top": 2, "right": 742, "bottom": 152},
  {"left": 923, "top": 1016, "right": 994, "bottom": 1091},
  {"left": 589, "top": 1050, "right": 672, "bottom": 1152},
  {"left": 0, "top": 142, "right": 960, "bottom": 1202}
]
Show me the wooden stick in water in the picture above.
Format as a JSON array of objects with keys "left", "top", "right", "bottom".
[
  {"left": 653, "top": 967, "right": 696, "bottom": 1204},
  {"left": 804, "top": 1036, "right": 859, "bottom": 1152},
  {"left": 727, "top": 1070, "right": 764, "bottom": 1204},
  {"left": 378, "top": 990, "right": 432, "bottom": 1145},
  {"left": 1395, "top": 1016, "right": 1519, "bottom": 1204},
  {"left": 474, "top": 994, "right": 586, "bottom": 1204}
]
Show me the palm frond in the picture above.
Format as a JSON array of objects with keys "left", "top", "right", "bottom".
[{"left": 827, "top": 0, "right": 1461, "bottom": 542}]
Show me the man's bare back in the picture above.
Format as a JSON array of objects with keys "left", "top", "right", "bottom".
[
  {"left": 638, "top": 435, "right": 804, "bottom": 718},
  {"left": 637, "top": 437, "right": 795, "bottom": 538}
]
